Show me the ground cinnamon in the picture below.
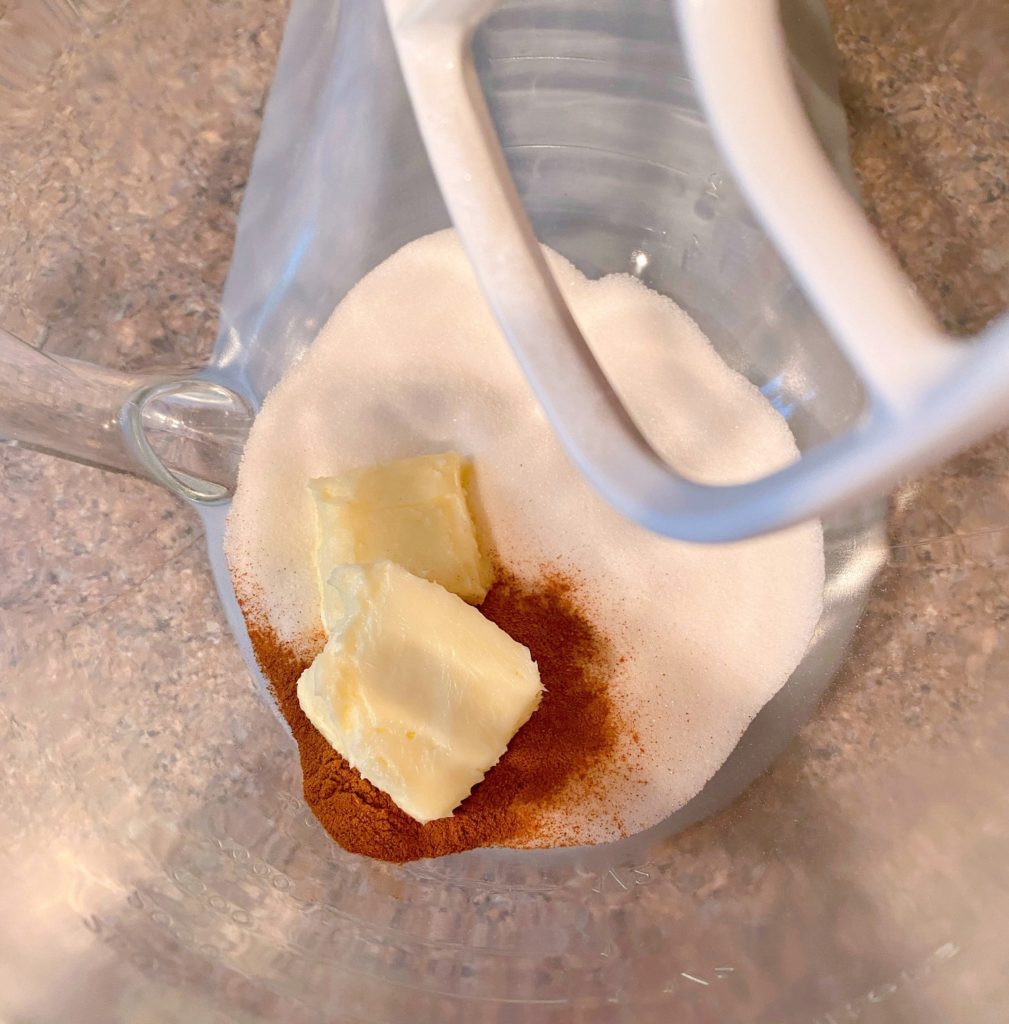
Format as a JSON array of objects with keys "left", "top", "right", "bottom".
[{"left": 244, "top": 567, "right": 620, "bottom": 863}]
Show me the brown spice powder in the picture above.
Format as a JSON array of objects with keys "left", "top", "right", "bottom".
[{"left": 244, "top": 567, "right": 621, "bottom": 863}]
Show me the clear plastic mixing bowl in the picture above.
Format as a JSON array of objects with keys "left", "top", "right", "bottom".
[{"left": 2, "top": 1, "right": 1007, "bottom": 1021}]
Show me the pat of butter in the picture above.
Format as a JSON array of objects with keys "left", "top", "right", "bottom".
[
  {"left": 297, "top": 561, "right": 543, "bottom": 823},
  {"left": 310, "top": 452, "right": 493, "bottom": 630}
]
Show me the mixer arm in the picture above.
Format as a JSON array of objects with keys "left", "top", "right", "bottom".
[{"left": 381, "top": 0, "right": 1009, "bottom": 542}]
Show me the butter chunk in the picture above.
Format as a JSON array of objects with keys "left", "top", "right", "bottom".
[
  {"left": 297, "top": 562, "right": 543, "bottom": 823},
  {"left": 310, "top": 452, "right": 493, "bottom": 629}
]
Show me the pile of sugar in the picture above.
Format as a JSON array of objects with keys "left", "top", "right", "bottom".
[{"left": 225, "top": 229, "right": 824, "bottom": 846}]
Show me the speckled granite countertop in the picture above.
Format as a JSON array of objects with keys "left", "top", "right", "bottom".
[{"left": 2, "top": 1, "right": 1009, "bottom": 1021}]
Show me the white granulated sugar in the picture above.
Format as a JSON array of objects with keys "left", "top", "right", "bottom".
[{"left": 226, "top": 229, "right": 824, "bottom": 846}]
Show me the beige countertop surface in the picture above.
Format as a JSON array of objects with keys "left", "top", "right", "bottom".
[{"left": 2, "top": 1, "right": 1009, "bottom": 1021}]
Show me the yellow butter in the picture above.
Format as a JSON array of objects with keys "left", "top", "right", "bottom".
[
  {"left": 297, "top": 562, "right": 543, "bottom": 823},
  {"left": 310, "top": 452, "right": 493, "bottom": 630}
]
